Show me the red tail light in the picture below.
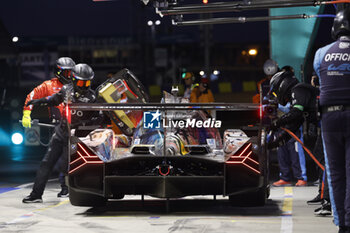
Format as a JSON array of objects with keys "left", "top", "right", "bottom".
[
  {"left": 226, "top": 143, "right": 260, "bottom": 174},
  {"left": 69, "top": 143, "right": 103, "bottom": 174}
]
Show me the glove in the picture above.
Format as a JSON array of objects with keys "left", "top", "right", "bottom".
[
  {"left": 267, "top": 140, "right": 280, "bottom": 150},
  {"left": 308, "top": 123, "right": 318, "bottom": 138},
  {"left": 266, "top": 133, "right": 273, "bottom": 143},
  {"left": 26, "top": 98, "right": 48, "bottom": 107},
  {"left": 22, "top": 110, "right": 31, "bottom": 128},
  {"left": 262, "top": 98, "right": 269, "bottom": 105},
  {"left": 269, "top": 120, "right": 279, "bottom": 132}
]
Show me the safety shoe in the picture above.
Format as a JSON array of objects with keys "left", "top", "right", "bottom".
[
  {"left": 338, "top": 226, "right": 350, "bottom": 233},
  {"left": 22, "top": 195, "right": 43, "bottom": 203},
  {"left": 295, "top": 180, "right": 307, "bottom": 187},
  {"left": 307, "top": 194, "right": 322, "bottom": 205},
  {"left": 314, "top": 200, "right": 332, "bottom": 216},
  {"left": 57, "top": 188, "right": 69, "bottom": 198},
  {"left": 272, "top": 179, "right": 291, "bottom": 187}
]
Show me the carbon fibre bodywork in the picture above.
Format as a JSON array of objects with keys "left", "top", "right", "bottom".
[
  {"left": 68, "top": 125, "right": 268, "bottom": 207},
  {"left": 67, "top": 69, "right": 268, "bottom": 207}
]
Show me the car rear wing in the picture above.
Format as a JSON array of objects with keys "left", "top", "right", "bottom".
[{"left": 68, "top": 102, "right": 260, "bottom": 112}]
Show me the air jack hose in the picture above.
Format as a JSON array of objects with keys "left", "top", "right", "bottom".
[{"left": 281, "top": 127, "right": 324, "bottom": 171}]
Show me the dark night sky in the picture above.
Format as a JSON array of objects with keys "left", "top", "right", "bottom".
[
  {"left": 0, "top": 0, "right": 137, "bottom": 37},
  {"left": 0, "top": 0, "right": 271, "bottom": 43},
  {"left": 0, "top": 0, "right": 335, "bottom": 45}
]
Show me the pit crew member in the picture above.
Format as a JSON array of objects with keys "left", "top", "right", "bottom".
[
  {"left": 266, "top": 71, "right": 318, "bottom": 151},
  {"left": 313, "top": 8, "right": 350, "bottom": 233},
  {"left": 22, "top": 57, "right": 75, "bottom": 198},
  {"left": 22, "top": 64, "right": 98, "bottom": 203},
  {"left": 183, "top": 72, "right": 198, "bottom": 100}
]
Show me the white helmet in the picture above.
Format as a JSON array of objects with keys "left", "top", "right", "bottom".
[{"left": 263, "top": 59, "right": 279, "bottom": 76}]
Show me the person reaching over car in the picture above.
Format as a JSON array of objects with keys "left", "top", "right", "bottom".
[
  {"left": 22, "top": 57, "right": 75, "bottom": 198},
  {"left": 22, "top": 63, "right": 100, "bottom": 203},
  {"left": 267, "top": 70, "right": 318, "bottom": 150},
  {"left": 271, "top": 66, "right": 307, "bottom": 187}
]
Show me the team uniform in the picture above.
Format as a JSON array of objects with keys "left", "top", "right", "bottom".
[
  {"left": 28, "top": 83, "right": 98, "bottom": 200},
  {"left": 275, "top": 103, "right": 307, "bottom": 185},
  {"left": 23, "top": 78, "right": 67, "bottom": 193},
  {"left": 268, "top": 80, "right": 317, "bottom": 187},
  {"left": 23, "top": 63, "right": 100, "bottom": 203},
  {"left": 184, "top": 83, "right": 199, "bottom": 100},
  {"left": 268, "top": 82, "right": 318, "bottom": 149},
  {"left": 23, "top": 78, "right": 64, "bottom": 120},
  {"left": 190, "top": 87, "right": 214, "bottom": 103},
  {"left": 314, "top": 35, "right": 350, "bottom": 229},
  {"left": 22, "top": 57, "right": 76, "bottom": 198}
]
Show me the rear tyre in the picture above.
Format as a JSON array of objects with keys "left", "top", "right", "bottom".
[
  {"left": 266, "top": 185, "right": 271, "bottom": 199},
  {"left": 229, "top": 187, "right": 267, "bottom": 207},
  {"left": 69, "top": 187, "right": 106, "bottom": 207},
  {"left": 112, "top": 194, "right": 125, "bottom": 200}
]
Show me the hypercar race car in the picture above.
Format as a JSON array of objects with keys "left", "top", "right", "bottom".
[{"left": 67, "top": 69, "right": 269, "bottom": 208}]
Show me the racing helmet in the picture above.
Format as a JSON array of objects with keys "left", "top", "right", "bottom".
[
  {"left": 269, "top": 71, "right": 298, "bottom": 105},
  {"left": 263, "top": 59, "right": 279, "bottom": 76},
  {"left": 281, "top": 65, "right": 295, "bottom": 75},
  {"left": 331, "top": 8, "right": 350, "bottom": 40},
  {"left": 71, "top": 64, "right": 94, "bottom": 94},
  {"left": 54, "top": 57, "right": 76, "bottom": 84}
]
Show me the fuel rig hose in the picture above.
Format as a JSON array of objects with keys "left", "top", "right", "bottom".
[{"left": 281, "top": 127, "right": 325, "bottom": 171}]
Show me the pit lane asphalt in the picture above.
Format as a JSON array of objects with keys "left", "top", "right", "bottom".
[{"left": 0, "top": 180, "right": 336, "bottom": 233}]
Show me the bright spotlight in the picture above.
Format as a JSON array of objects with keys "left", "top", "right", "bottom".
[
  {"left": 248, "top": 49, "right": 258, "bottom": 56},
  {"left": 213, "top": 70, "right": 220, "bottom": 75},
  {"left": 199, "top": 71, "right": 205, "bottom": 76},
  {"left": 155, "top": 20, "right": 161, "bottom": 25},
  {"left": 147, "top": 20, "right": 153, "bottom": 26},
  {"left": 11, "top": 133, "right": 23, "bottom": 145},
  {"left": 12, "top": 37, "right": 19, "bottom": 43}
]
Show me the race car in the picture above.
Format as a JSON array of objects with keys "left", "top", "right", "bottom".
[{"left": 67, "top": 69, "right": 269, "bottom": 207}]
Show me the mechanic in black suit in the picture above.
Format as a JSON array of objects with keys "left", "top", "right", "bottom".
[{"left": 267, "top": 70, "right": 318, "bottom": 150}]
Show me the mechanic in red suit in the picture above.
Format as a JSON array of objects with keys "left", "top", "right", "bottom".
[{"left": 22, "top": 57, "right": 76, "bottom": 198}]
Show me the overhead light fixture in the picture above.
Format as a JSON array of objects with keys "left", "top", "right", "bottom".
[
  {"left": 248, "top": 49, "right": 258, "bottom": 56},
  {"left": 12, "top": 37, "right": 19, "bottom": 43}
]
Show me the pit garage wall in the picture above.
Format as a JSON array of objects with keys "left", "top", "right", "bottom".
[{"left": 270, "top": 6, "right": 322, "bottom": 81}]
